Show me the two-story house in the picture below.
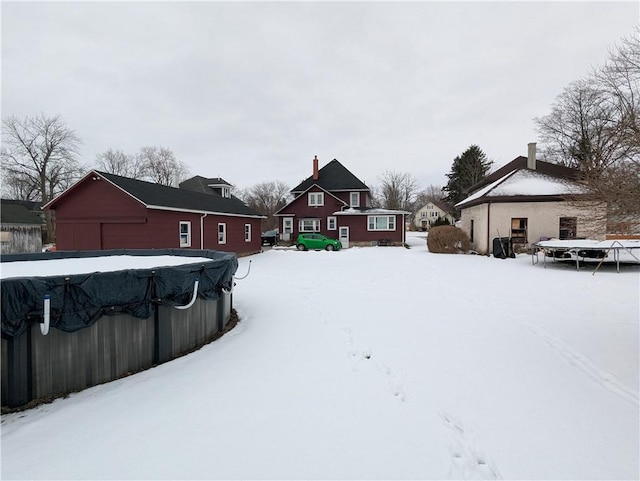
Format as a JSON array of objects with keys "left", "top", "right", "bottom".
[
  {"left": 414, "top": 199, "right": 456, "bottom": 230},
  {"left": 275, "top": 157, "right": 408, "bottom": 247}
]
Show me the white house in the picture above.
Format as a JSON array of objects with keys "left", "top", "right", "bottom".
[
  {"left": 456, "top": 143, "right": 606, "bottom": 255},
  {"left": 414, "top": 199, "right": 456, "bottom": 230}
]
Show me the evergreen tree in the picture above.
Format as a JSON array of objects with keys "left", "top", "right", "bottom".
[{"left": 443, "top": 145, "right": 492, "bottom": 207}]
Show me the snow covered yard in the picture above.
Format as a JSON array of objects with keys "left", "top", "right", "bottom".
[{"left": 1, "top": 232, "right": 638, "bottom": 480}]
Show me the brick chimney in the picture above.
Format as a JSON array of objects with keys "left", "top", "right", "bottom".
[
  {"left": 312, "top": 155, "right": 319, "bottom": 181},
  {"left": 527, "top": 142, "right": 537, "bottom": 170}
]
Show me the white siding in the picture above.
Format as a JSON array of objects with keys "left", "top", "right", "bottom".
[{"left": 459, "top": 201, "right": 606, "bottom": 255}]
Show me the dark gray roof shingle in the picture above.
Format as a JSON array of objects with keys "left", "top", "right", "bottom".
[
  {"left": 1, "top": 203, "right": 43, "bottom": 224},
  {"left": 98, "top": 171, "right": 260, "bottom": 217},
  {"left": 291, "top": 159, "right": 369, "bottom": 193},
  {"left": 179, "top": 176, "right": 232, "bottom": 194}
]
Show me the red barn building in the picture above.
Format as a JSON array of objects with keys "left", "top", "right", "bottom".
[
  {"left": 44, "top": 171, "right": 264, "bottom": 256},
  {"left": 275, "top": 157, "right": 408, "bottom": 247}
]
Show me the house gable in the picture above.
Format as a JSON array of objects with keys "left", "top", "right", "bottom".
[{"left": 275, "top": 184, "right": 346, "bottom": 217}]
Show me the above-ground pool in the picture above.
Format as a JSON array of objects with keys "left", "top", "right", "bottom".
[{"left": 1, "top": 249, "right": 238, "bottom": 408}]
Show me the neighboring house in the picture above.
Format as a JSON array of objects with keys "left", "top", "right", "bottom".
[
  {"left": 456, "top": 143, "right": 606, "bottom": 255},
  {"left": 1, "top": 201, "right": 43, "bottom": 254},
  {"left": 414, "top": 200, "right": 456, "bottom": 230},
  {"left": 43, "top": 171, "right": 264, "bottom": 256},
  {"left": 275, "top": 156, "right": 408, "bottom": 247},
  {"left": 179, "top": 176, "right": 234, "bottom": 198}
]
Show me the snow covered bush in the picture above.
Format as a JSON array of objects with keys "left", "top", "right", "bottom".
[{"left": 427, "top": 225, "right": 470, "bottom": 254}]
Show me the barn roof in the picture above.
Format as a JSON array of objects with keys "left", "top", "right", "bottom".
[
  {"left": 291, "top": 159, "right": 369, "bottom": 193},
  {"left": 45, "top": 171, "right": 263, "bottom": 218}
]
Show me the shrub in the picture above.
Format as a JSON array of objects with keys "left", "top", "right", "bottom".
[
  {"left": 427, "top": 225, "right": 470, "bottom": 254},
  {"left": 431, "top": 216, "right": 451, "bottom": 227}
]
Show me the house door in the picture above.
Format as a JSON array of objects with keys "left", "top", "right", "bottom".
[
  {"left": 339, "top": 226, "right": 349, "bottom": 248},
  {"left": 282, "top": 217, "right": 293, "bottom": 241}
]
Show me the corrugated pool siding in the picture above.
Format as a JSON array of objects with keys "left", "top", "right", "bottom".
[{"left": 2, "top": 293, "right": 232, "bottom": 408}]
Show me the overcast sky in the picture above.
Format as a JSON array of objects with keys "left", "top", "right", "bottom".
[{"left": 2, "top": 1, "right": 638, "bottom": 191}]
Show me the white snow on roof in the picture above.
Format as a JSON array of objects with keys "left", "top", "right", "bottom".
[
  {"left": 456, "top": 171, "right": 516, "bottom": 207},
  {"left": 456, "top": 169, "right": 587, "bottom": 207}
]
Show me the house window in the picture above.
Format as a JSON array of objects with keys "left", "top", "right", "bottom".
[
  {"left": 218, "top": 223, "right": 227, "bottom": 244},
  {"left": 308, "top": 192, "right": 324, "bottom": 206},
  {"left": 327, "top": 216, "right": 337, "bottom": 230},
  {"left": 421, "top": 212, "right": 426, "bottom": 218},
  {"left": 559, "top": 217, "right": 577, "bottom": 239},
  {"left": 511, "top": 218, "right": 528, "bottom": 244},
  {"left": 244, "top": 223, "right": 251, "bottom": 242},
  {"left": 368, "top": 215, "right": 396, "bottom": 231},
  {"left": 350, "top": 192, "right": 360, "bottom": 207},
  {"left": 299, "top": 219, "right": 320, "bottom": 232},
  {"left": 179, "top": 221, "right": 191, "bottom": 247}
]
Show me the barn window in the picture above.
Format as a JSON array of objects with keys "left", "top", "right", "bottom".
[
  {"left": 218, "top": 223, "right": 227, "bottom": 244},
  {"left": 179, "top": 222, "right": 191, "bottom": 247},
  {"left": 368, "top": 215, "right": 395, "bottom": 231},
  {"left": 244, "top": 224, "right": 251, "bottom": 242}
]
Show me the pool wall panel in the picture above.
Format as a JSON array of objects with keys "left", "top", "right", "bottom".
[{"left": 2, "top": 292, "right": 232, "bottom": 408}]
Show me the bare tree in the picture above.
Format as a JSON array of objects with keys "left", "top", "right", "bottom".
[
  {"left": 240, "top": 180, "right": 289, "bottom": 230},
  {"left": 535, "top": 79, "right": 630, "bottom": 175},
  {"left": 138, "top": 146, "right": 189, "bottom": 186},
  {"left": 536, "top": 30, "right": 640, "bottom": 233},
  {"left": 597, "top": 27, "right": 640, "bottom": 149},
  {"left": 1, "top": 114, "right": 83, "bottom": 241},
  {"left": 1, "top": 170, "right": 39, "bottom": 201},
  {"left": 377, "top": 170, "right": 420, "bottom": 212},
  {"left": 96, "top": 148, "right": 145, "bottom": 178},
  {"left": 415, "top": 184, "right": 445, "bottom": 208}
]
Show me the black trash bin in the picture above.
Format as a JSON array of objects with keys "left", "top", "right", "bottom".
[{"left": 492, "top": 237, "right": 514, "bottom": 258}]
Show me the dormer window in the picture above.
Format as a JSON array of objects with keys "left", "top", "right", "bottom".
[{"left": 207, "top": 183, "right": 231, "bottom": 198}]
